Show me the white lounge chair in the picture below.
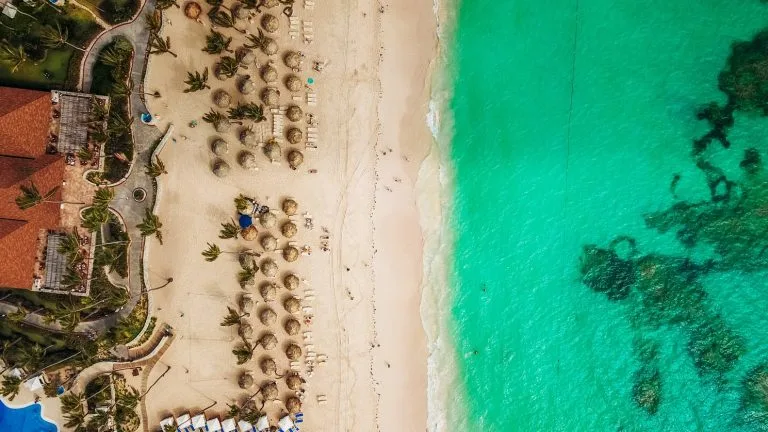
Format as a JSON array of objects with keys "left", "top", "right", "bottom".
[
  {"left": 255, "top": 416, "right": 270, "bottom": 432},
  {"left": 221, "top": 418, "right": 237, "bottom": 432},
  {"left": 159, "top": 416, "right": 176, "bottom": 432},
  {"left": 191, "top": 414, "right": 207, "bottom": 431},
  {"left": 175, "top": 413, "right": 191, "bottom": 432},
  {"left": 205, "top": 418, "right": 222, "bottom": 432},
  {"left": 277, "top": 416, "right": 298, "bottom": 432},
  {"left": 237, "top": 419, "right": 254, "bottom": 432}
]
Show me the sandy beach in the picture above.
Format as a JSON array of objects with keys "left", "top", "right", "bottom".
[{"left": 139, "top": 0, "right": 437, "bottom": 430}]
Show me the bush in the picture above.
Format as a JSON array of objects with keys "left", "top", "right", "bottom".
[{"left": 100, "top": 0, "right": 140, "bottom": 24}]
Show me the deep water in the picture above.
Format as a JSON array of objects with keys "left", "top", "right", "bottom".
[
  {"left": 448, "top": 0, "right": 768, "bottom": 430},
  {"left": 0, "top": 400, "right": 57, "bottom": 432}
]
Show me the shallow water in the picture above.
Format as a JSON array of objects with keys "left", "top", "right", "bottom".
[{"left": 446, "top": 0, "right": 768, "bottom": 430}]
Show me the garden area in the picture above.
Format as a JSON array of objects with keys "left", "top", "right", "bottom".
[
  {"left": 0, "top": 1, "right": 103, "bottom": 89},
  {"left": 88, "top": 36, "right": 134, "bottom": 183}
]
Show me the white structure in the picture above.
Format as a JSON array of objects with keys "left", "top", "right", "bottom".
[
  {"left": 206, "top": 418, "right": 222, "bottom": 432},
  {"left": 221, "top": 418, "right": 237, "bottom": 432},
  {"left": 237, "top": 420, "right": 254, "bottom": 432},
  {"left": 159, "top": 417, "right": 175, "bottom": 431},
  {"left": 175, "top": 413, "right": 191, "bottom": 432},
  {"left": 191, "top": 414, "right": 206, "bottom": 431},
  {"left": 277, "top": 416, "right": 297, "bottom": 432},
  {"left": 255, "top": 416, "right": 270, "bottom": 432}
]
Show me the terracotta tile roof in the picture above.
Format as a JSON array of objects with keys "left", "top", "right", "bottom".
[
  {"left": 0, "top": 87, "right": 63, "bottom": 290},
  {"left": 0, "top": 87, "right": 52, "bottom": 158}
]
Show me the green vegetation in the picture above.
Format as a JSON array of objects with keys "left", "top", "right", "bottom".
[
  {"left": 84, "top": 374, "right": 111, "bottom": 411},
  {"left": 90, "top": 36, "right": 134, "bottom": 183},
  {"left": 0, "top": 3, "right": 102, "bottom": 89},
  {"left": 102, "top": 295, "right": 147, "bottom": 346}
]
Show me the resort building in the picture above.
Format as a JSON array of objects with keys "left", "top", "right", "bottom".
[{"left": 0, "top": 86, "right": 109, "bottom": 295}]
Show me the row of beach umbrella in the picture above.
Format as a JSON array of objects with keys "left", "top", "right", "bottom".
[{"left": 160, "top": 412, "right": 296, "bottom": 432}]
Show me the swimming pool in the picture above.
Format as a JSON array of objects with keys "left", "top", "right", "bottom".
[{"left": 0, "top": 399, "right": 58, "bottom": 432}]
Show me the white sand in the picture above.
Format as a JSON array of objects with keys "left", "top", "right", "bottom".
[{"left": 141, "top": 0, "right": 437, "bottom": 430}]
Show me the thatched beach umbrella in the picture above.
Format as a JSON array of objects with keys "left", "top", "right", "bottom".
[
  {"left": 213, "top": 89, "right": 232, "bottom": 108},
  {"left": 264, "top": 140, "right": 282, "bottom": 162},
  {"left": 239, "top": 321, "right": 254, "bottom": 339},
  {"left": 260, "top": 357, "right": 277, "bottom": 376},
  {"left": 260, "top": 233, "right": 277, "bottom": 251},
  {"left": 240, "top": 129, "right": 258, "bottom": 148},
  {"left": 281, "top": 221, "right": 298, "bottom": 238},
  {"left": 286, "top": 397, "right": 301, "bottom": 414},
  {"left": 234, "top": 4, "right": 249, "bottom": 20},
  {"left": 238, "top": 48, "right": 255, "bottom": 66},
  {"left": 241, "top": 225, "right": 259, "bottom": 241},
  {"left": 261, "top": 14, "right": 279, "bottom": 33},
  {"left": 284, "top": 51, "right": 301, "bottom": 70},
  {"left": 263, "top": 38, "right": 278, "bottom": 56},
  {"left": 259, "top": 333, "right": 278, "bottom": 350},
  {"left": 260, "top": 282, "right": 277, "bottom": 303},
  {"left": 239, "top": 150, "right": 258, "bottom": 170},
  {"left": 212, "top": 159, "right": 231, "bottom": 178},
  {"left": 282, "top": 198, "right": 298, "bottom": 216},
  {"left": 239, "top": 78, "right": 256, "bottom": 95},
  {"left": 285, "top": 344, "right": 301, "bottom": 360},
  {"left": 284, "top": 296, "right": 300, "bottom": 314},
  {"left": 262, "top": 0, "right": 278, "bottom": 7},
  {"left": 239, "top": 295, "right": 254, "bottom": 312},
  {"left": 259, "top": 211, "right": 277, "bottom": 229},
  {"left": 261, "top": 381, "right": 278, "bottom": 400},
  {"left": 261, "top": 88, "right": 280, "bottom": 106},
  {"left": 285, "top": 75, "right": 302, "bottom": 92},
  {"left": 238, "top": 372, "right": 254, "bottom": 389},
  {"left": 261, "top": 259, "right": 278, "bottom": 277},
  {"left": 214, "top": 118, "right": 231, "bottom": 133},
  {"left": 184, "top": 1, "right": 201, "bottom": 19},
  {"left": 284, "top": 273, "right": 299, "bottom": 291},
  {"left": 282, "top": 246, "right": 299, "bottom": 263},
  {"left": 259, "top": 308, "right": 277, "bottom": 325},
  {"left": 287, "top": 150, "right": 304, "bottom": 170},
  {"left": 211, "top": 138, "right": 228, "bottom": 156},
  {"left": 239, "top": 250, "right": 256, "bottom": 269},
  {"left": 261, "top": 65, "right": 278, "bottom": 84},
  {"left": 286, "top": 105, "right": 303, "bottom": 122},
  {"left": 286, "top": 127, "right": 303, "bottom": 145},
  {"left": 284, "top": 318, "right": 300, "bottom": 336},
  {"left": 286, "top": 374, "right": 303, "bottom": 391}
]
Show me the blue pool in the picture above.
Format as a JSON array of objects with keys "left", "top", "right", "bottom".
[{"left": 0, "top": 399, "right": 58, "bottom": 432}]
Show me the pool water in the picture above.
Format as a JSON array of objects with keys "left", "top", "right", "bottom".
[{"left": 0, "top": 399, "right": 58, "bottom": 432}]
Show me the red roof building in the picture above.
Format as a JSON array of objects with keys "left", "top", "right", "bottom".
[{"left": 0, "top": 87, "right": 64, "bottom": 290}]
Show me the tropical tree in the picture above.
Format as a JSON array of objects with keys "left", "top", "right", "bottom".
[
  {"left": 60, "top": 392, "right": 86, "bottom": 430},
  {"left": 208, "top": 8, "right": 244, "bottom": 33},
  {"left": 81, "top": 206, "right": 110, "bottom": 231},
  {"left": 232, "top": 339, "right": 256, "bottom": 364},
  {"left": 0, "top": 40, "right": 27, "bottom": 73},
  {"left": 61, "top": 268, "right": 89, "bottom": 292},
  {"left": 239, "top": 0, "right": 263, "bottom": 11},
  {"left": 39, "top": 22, "right": 84, "bottom": 51},
  {"left": 108, "top": 111, "right": 134, "bottom": 136},
  {"left": 238, "top": 265, "right": 257, "bottom": 287},
  {"left": 88, "top": 98, "right": 109, "bottom": 124},
  {"left": 6, "top": 306, "right": 27, "bottom": 323},
  {"left": 219, "top": 219, "right": 239, "bottom": 239},
  {"left": 184, "top": 67, "right": 210, "bottom": 92},
  {"left": 145, "top": 10, "right": 162, "bottom": 34},
  {"left": 87, "top": 408, "right": 111, "bottom": 431},
  {"left": 77, "top": 146, "right": 94, "bottom": 164},
  {"left": 216, "top": 55, "right": 239, "bottom": 78},
  {"left": 17, "top": 344, "right": 44, "bottom": 370},
  {"left": 206, "top": 0, "right": 230, "bottom": 11},
  {"left": 220, "top": 306, "right": 248, "bottom": 326},
  {"left": 244, "top": 29, "right": 271, "bottom": 51},
  {"left": 93, "top": 187, "right": 115, "bottom": 209},
  {"left": 137, "top": 209, "right": 163, "bottom": 244},
  {"left": 202, "top": 30, "right": 232, "bottom": 54},
  {"left": 155, "top": 0, "right": 180, "bottom": 9},
  {"left": 234, "top": 194, "right": 252, "bottom": 212},
  {"left": 145, "top": 156, "right": 168, "bottom": 177},
  {"left": 202, "top": 109, "right": 228, "bottom": 128},
  {"left": 57, "top": 229, "right": 83, "bottom": 264},
  {"left": 0, "top": 376, "right": 22, "bottom": 400},
  {"left": 148, "top": 34, "right": 177, "bottom": 57},
  {"left": 111, "top": 79, "right": 134, "bottom": 98},
  {"left": 15, "top": 182, "right": 64, "bottom": 210},
  {"left": 202, "top": 242, "right": 223, "bottom": 261},
  {"left": 99, "top": 45, "right": 129, "bottom": 68},
  {"left": 228, "top": 102, "right": 265, "bottom": 122}
]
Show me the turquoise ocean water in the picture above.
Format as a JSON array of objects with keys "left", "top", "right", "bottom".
[{"left": 446, "top": 0, "right": 768, "bottom": 431}]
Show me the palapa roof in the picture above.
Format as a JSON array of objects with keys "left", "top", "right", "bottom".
[
  {"left": 212, "top": 159, "right": 231, "bottom": 177},
  {"left": 282, "top": 246, "right": 299, "bottom": 262},
  {"left": 287, "top": 149, "right": 304, "bottom": 170},
  {"left": 286, "top": 374, "right": 303, "bottom": 390},
  {"left": 261, "top": 381, "right": 278, "bottom": 399},
  {"left": 282, "top": 198, "right": 298, "bottom": 216},
  {"left": 286, "top": 127, "right": 303, "bottom": 144},
  {"left": 262, "top": 38, "right": 278, "bottom": 56},
  {"left": 260, "top": 281, "right": 277, "bottom": 300},
  {"left": 241, "top": 225, "right": 258, "bottom": 241},
  {"left": 262, "top": 0, "right": 277, "bottom": 7},
  {"left": 284, "top": 273, "right": 299, "bottom": 290},
  {"left": 261, "top": 65, "right": 278, "bottom": 83},
  {"left": 260, "top": 233, "right": 277, "bottom": 251},
  {"left": 284, "top": 296, "right": 300, "bottom": 314},
  {"left": 213, "top": 89, "right": 231, "bottom": 108},
  {"left": 285, "top": 343, "right": 302, "bottom": 360},
  {"left": 184, "top": 1, "right": 201, "bottom": 18},
  {"left": 239, "top": 78, "right": 256, "bottom": 95},
  {"left": 238, "top": 48, "right": 255, "bottom": 65},
  {"left": 239, "top": 295, "right": 254, "bottom": 311},
  {"left": 259, "top": 333, "right": 277, "bottom": 350},
  {"left": 211, "top": 138, "right": 229, "bottom": 155},
  {"left": 0, "top": 87, "right": 65, "bottom": 290},
  {"left": 259, "top": 308, "right": 277, "bottom": 325},
  {"left": 238, "top": 321, "right": 254, "bottom": 338},
  {"left": 261, "top": 14, "right": 279, "bottom": 33},
  {"left": 259, "top": 211, "right": 276, "bottom": 229},
  {"left": 281, "top": 221, "right": 298, "bottom": 238},
  {"left": 238, "top": 372, "right": 254, "bottom": 389},
  {"left": 260, "top": 357, "right": 277, "bottom": 375},
  {"left": 286, "top": 105, "right": 303, "bottom": 122},
  {"left": 238, "top": 150, "right": 258, "bottom": 170},
  {"left": 284, "top": 51, "right": 301, "bottom": 69},
  {"left": 261, "top": 88, "right": 279, "bottom": 106},
  {"left": 285, "top": 75, "right": 302, "bottom": 92},
  {"left": 284, "top": 318, "right": 300, "bottom": 335},
  {"left": 286, "top": 397, "right": 301, "bottom": 414}
]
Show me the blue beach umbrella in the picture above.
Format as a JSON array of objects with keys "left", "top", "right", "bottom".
[{"left": 239, "top": 214, "right": 253, "bottom": 228}]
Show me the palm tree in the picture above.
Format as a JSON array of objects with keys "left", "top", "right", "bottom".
[
  {"left": 145, "top": 157, "right": 167, "bottom": 177},
  {"left": 99, "top": 45, "right": 129, "bottom": 68},
  {"left": 238, "top": 265, "right": 256, "bottom": 287},
  {"left": 77, "top": 146, "right": 93, "bottom": 164},
  {"left": 57, "top": 229, "right": 83, "bottom": 264},
  {"left": 149, "top": 34, "right": 177, "bottom": 57},
  {"left": 206, "top": 0, "right": 231, "bottom": 11},
  {"left": 239, "top": 0, "right": 263, "bottom": 11},
  {"left": 0, "top": 40, "right": 27, "bottom": 73},
  {"left": 202, "top": 242, "right": 222, "bottom": 261},
  {"left": 202, "top": 109, "right": 228, "bottom": 128},
  {"left": 221, "top": 306, "right": 248, "bottom": 326},
  {"left": 39, "top": 22, "right": 84, "bottom": 51},
  {"left": 137, "top": 209, "right": 163, "bottom": 244},
  {"left": 228, "top": 102, "right": 264, "bottom": 122},
  {"left": 232, "top": 339, "right": 256, "bottom": 364},
  {"left": 208, "top": 7, "right": 245, "bottom": 33},
  {"left": 219, "top": 219, "right": 239, "bottom": 239},
  {"left": 87, "top": 408, "right": 111, "bottom": 431},
  {"left": 108, "top": 111, "right": 134, "bottom": 136},
  {"left": 0, "top": 376, "right": 22, "bottom": 400},
  {"left": 112, "top": 79, "right": 134, "bottom": 98},
  {"left": 202, "top": 30, "right": 233, "bottom": 54},
  {"left": 17, "top": 344, "right": 44, "bottom": 370},
  {"left": 184, "top": 67, "right": 210, "bottom": 93},
  {"left": 7, "top": 306, "right": 27, "bottom": 323},
  {"left": 244, "top": 29, "right": 271, "bottom": 51},
  {"left": 145, "top": 10, "right": 162, "bottom": 34},
  {"left": 216, "top": 55, "right": 239, "bottom": 78},
  {"left": 60, "top": 392, "right": 86, "bottom": 430},
  {"left": 93, "top": 187, "right": 115, "bottom": 209},
  {"left": 155, "top": 0, "right": 180, "bottom": 9},
  {"left": 81, "top": 206, "right": 110, "bottom": 231},
  {"left": 61, "top": 268, "right": 89, "bottom": 292},
  {"left": 88, "top": 98, "right": 109, "bottom": 124},
  {"left": 234, "top": 194, "right": 251, "bottom": 212},
  {"left": 15, "top": 182, "right": 61, "bottom": 210}
]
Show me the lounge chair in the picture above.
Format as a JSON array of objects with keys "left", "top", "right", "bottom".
[
  {"left": 205, "top": 418, "right": 222, "bottom": 432},
  {"left": 221, "top": 418, "right": 237, "bottom": 432}
]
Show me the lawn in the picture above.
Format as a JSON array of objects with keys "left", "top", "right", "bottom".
[{"left": 0, "top": 2, "right": 104, "bottom": 90}]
